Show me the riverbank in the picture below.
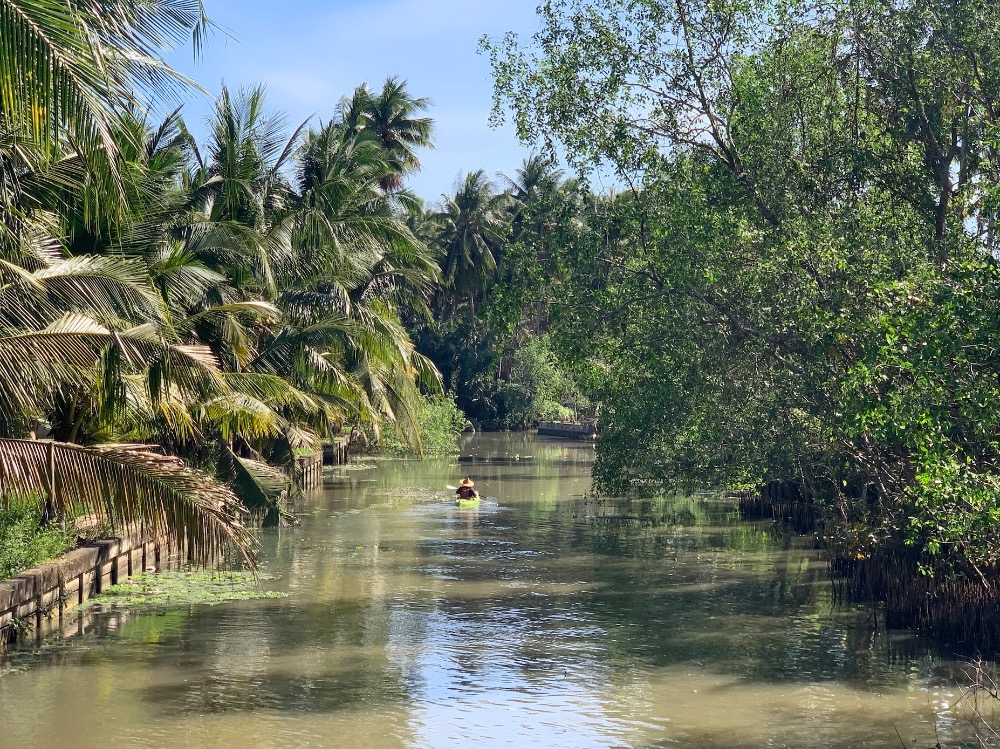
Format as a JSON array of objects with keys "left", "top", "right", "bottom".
[
  {"left": 738, "top": 482, "right": 1000, "bottom": 655},
  {"left": 0, "top": 528, "right": 175, "bottom": 648},
  {"left": 0, "top": 433, "right": 991, "bottom": 749}
]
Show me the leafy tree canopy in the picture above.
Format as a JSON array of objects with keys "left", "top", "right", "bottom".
[{"left": 484, "top": 0, "right": 1000, "bottom": 572}]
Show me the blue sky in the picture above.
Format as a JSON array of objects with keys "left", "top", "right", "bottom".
[{"left": 165, "top": 0, "right": 542, "bottom": 203}]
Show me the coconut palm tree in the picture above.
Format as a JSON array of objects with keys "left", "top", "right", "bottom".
[
  {"left": 98, "top": 105, "right": 328, "bottom": 521},
  {"left": 2, "top": 0, "right": 445, "bottom": 553},
  {"left": 341, "top": 77, "right": 434, "bottom": 191},
  {"left": 180, "top": 91, "right": 442, "bottom": 463},
  {"left": 277, "top": 118, "right": 442, "bottom": 450},
  {"left": 437, "top": 170, "right": 510, "bottom": 321},
  {"left": 185, "top": 84, "right": 309, "bottom": 299},
  {"left": 0, "top": 0, "right": 209, "bottom": 191},
  {"left": 502, "top": 154, "right": 564, "bottom": 205},
  {"left": 501, "top": 154, "right": 565, "bottom": 243},
  {"left": 0, "top": 1, "right": 263, "bottom": 563}
]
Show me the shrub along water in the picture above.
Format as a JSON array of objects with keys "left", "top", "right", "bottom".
[
  {"left": 483, "top": 0, "right": 1000, "bottom": 646},
  {"left": 376, "top": 394, "right": 468, "bottom": 457},
  {"left": 0, "top": 497, "right": 74, "bottom": 580}
]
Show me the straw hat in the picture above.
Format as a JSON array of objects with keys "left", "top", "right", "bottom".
[{"left": 460, "top": 477, "right": 475, "bottom": 487}]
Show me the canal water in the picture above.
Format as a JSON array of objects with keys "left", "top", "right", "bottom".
[{"left": 0, "top": 433, "right": 988, "bottom": 748}]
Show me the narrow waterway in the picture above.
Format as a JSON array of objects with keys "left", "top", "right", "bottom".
[{"left": 0, "top": 433, "right": 986, "bottom": 748}]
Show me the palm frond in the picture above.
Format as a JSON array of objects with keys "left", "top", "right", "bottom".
[
  {"left": 0, "top": 313, "right": 225, "bottom": 423},
  {"left": 411, "top": 352, "right": 444, "bottom": 395},
  {"left": 177, "top": 301, "right": 279, "bottom": 332},
  {"left": 215, "top": 445, "right": 292, "bottom": 526},
  {"left": 0, "top": 0, "right": 210, "bottom": 184},
  {"left": 113, "top": 376, "right": 200, "bottom": 444},
  {"left": 224, "top": 372, "right": 326, "bottom": 415},
  {"left": 0, "top": 255, "right": 167, "bottom": 328},
  {"left": 0, "top": 438, "right": 255, "bottom": 566},
  {"left": 198, "top": 392, "right": 286, "bottom": 442}
]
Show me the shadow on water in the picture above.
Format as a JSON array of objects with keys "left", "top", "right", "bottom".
[
  {"left": 0, "top": 432, "right": 992, "bottom": 749},
  {"left": 132, "top": 497, "right": 974, "bottom": 712}
]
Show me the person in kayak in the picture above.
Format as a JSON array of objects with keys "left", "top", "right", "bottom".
[{"left": 456, "top": 477, "right": 479, "bottom": 500}]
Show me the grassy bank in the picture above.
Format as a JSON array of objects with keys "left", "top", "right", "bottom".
[{"left": 0, "top": 498, "right": 75, "bottom": 579}]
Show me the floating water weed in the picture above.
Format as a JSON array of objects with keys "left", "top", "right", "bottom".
[
  {"left": 324, "top": 463, "right": 376, "bottom": 472},
  {"left": 94, "top": 570, "right": 287, "bottom": 609}
]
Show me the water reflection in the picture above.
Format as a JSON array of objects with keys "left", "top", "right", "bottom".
[{"left": 0, "top": 433, "right": 986, "bottom": 748}]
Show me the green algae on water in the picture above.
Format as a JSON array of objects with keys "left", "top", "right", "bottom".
[
  {"left": 324, "top": 463, "right": 376, "bottom": 472},
  {"left": 95, "top": 571, "right": 288, "bottom": 609}
]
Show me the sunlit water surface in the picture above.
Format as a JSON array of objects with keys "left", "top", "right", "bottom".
[{"left": 0, "top": 434, "right": 986, "bottom": 748}]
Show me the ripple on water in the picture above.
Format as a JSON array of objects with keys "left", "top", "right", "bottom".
[{"left": 0, "top": 434, "right": 993, "bottom": 749}]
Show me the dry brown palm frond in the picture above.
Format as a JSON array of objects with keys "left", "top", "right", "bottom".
[{"left": 0, "top": 438, "right": 257, "bottom": 567}]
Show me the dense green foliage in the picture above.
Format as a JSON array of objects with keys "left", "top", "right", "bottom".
[
  {"left": 411, "top": 158, "right": 590, "bottom": 430},
  {"left": 484, "top": 0, "right": 1000, "bottom": 573},
  {"left": 377, "top": 393, "right": 468, "bottom": 456},
  {"left": 0, "top": 497, "right": 73, "bottom": 579},
  {"left": 500, "top": 335, "right": 587, "bottom": 425},
  {"left": 0, "top": 0, "right": 455, "bottom": 562}
]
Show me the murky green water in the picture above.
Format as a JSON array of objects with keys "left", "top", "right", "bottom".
[{"left": 0, "top": 433, "right": 987, "bottom": 748}]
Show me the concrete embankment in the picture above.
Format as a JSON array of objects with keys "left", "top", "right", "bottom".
[
  {"left": 295, "top": 451, "right": 324, "bottom": 490},
  {"left": 1, "top": 441, "right": 350, "bottom": 647},
  {"left": 297, "top": 438, "right": 351, "bottom": 490},
  {"left": 321, "top": 437, "right": 350, "bottom": 467},
  {"left": 0, "top": 529, "right": 176, "bottom": 648}
]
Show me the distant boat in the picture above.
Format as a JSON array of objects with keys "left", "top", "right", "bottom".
[{"left": 536, "top": 421, "right": 597, "bottom": 439}]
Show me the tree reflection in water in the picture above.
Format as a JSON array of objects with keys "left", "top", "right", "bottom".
[{"left": 0, "top": 434, "right": 986, "bottom": 749}]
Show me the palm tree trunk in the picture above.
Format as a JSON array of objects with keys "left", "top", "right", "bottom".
[{"left": 469, "top": 293, "right": 476, "bottom": 350}]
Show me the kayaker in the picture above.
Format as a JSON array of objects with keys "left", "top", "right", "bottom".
[{"left": 456, "top": 477, "right": 478, "bottom": 500}]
